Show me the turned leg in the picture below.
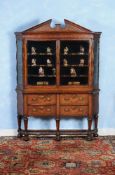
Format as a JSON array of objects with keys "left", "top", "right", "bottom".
[
  {"left": 56, "top": 118, "right": 60, "bottom": 141},
  {"left": 93, "top": 114, "right": 99, "bottom": 137},
  {"left": 17, "top": 115, "right": 22, "bottom": 138},
  {"left": 23, "top": 116, "right": 29, "bottom": 141},
  {"left": 87, "top": 117, "right": 93, "bottom": 141}
]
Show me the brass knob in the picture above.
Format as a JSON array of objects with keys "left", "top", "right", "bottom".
[
  {"left": 64, "top": 108, "right": 69, "bottom": 112},
  {"left": 79, "top": 108, "right": 83, "bottom": 112},
  {"left": 32, "top": 97, "right": 37, "bottom": 101},
  {"left": 40, "top": 95, "right": 45, "bottom": 99},
  {"left": 39, "top": 106, "right": 44, "bottom": 110},
  {"left": 79, "top": 97, "right": 83, "bottom": 100},
  {"left": 47, "top": 97, "right": 51, "bottom": 101},
  {"left": 47, "top": 108, "right": 51, "bottom": 112},
  {"left": 32, "top": 108, "right": 37, "bottom": 112}
]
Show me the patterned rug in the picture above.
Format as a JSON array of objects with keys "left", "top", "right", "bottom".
[{"left": 0, "top": 136, "right": 115, "bottom": 175}]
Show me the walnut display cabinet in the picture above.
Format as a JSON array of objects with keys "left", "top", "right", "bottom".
[{"left": 15, "top": 19, "right": 101, "bottom": 141}]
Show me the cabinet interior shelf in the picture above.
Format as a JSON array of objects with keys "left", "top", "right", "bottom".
[
  {"left": 61, "top": 65, "right": 88, "bottom": 67},
  {"left": 28, "top": 64, "right": 88, "bottom": 67},
  {"left": 61, "top": 75, "right": 88, "bottom": 77},
  {"left": 61, "top": 53, "right": 88, "bottom": 56},
  {"left": 28, "top": 65, "right": 55, "bottom": 67},
  {"left": 27, "top": 53, "right": 55, "bottom": 56},
  {"left": 28, "top": 75, "right": 56, "bottom": 77}
]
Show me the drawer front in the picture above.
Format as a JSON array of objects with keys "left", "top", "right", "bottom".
[
  {"left": 60, "top": 94, "right": 88, "bottom": 105},
  {"left": 60, "top": 106, "right": 88, "bottom": 116},
  {"left": 28, "top": 106, "right": 56, "bottom": 116},
  {"left": 27, "top": 95, "right": 56, "bottom": 105}
]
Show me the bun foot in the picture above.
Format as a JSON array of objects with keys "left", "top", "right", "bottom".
[
  {"left": 93, "top": 133, "right": 98, "bottom": 137},
  {"left": 86, "top": 133, "right": 93, "bottom": 141},
  {"left": 23, "top": 135, "right": 29, "bottom": 141},
  {"left": 17, "top": 132, "right": 22, "bottom": 138},
  {"left": 56, "top": 133, "right": 60, "bottom": 141}
]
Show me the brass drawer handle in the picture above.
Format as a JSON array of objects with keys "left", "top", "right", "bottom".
[
  {"left": 47, "top": 97, "right": 51, "bottom": 101},
  {"left": 39, "top": 106, "right": 44, "bottom": 110},
  {"left": 32, "top": 97, "right": 37, "bottom": 101},
  {"left": 40, "top": 95, "right": 45, "bottom": 99},
  {"left": 79, "top": 108, "right": 83, "bottom": 112},
  {"left": 47, "top": 108, "right": 51, "bottom": 112},
  {"left": 79, "top": 97, "right": 83, "bottom": 100},
  {"left": 64, "top": 108, "right": 70, "bottom": 112},
  {"left": 32, "top": 108, "right": 37, "bottom": 112}
]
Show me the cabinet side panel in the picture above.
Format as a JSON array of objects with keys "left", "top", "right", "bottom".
[
  {"left": 17, "top": 91, "right": 23, "bottom": 115},
  {"left": 93, "top": 38, "right": 100, "bottom": 88},
  {"left": 16, "top": 39, "right": 23, "bottom": 87},
  {"left": 92, "top": 94, "right": 99, "bottom": 115}
]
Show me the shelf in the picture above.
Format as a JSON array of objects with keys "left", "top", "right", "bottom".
[
  {"left": 27, "top": 53, "right": 55, "bottom": 56},
  {"left": 28, "top": 74, "right": 87, "bottom": 79},
  {"left": 61, "top": 75, "right": 88, "bottom": 78},
  {"left": 28, "top": 65, "right": 55, "bottom": 67},
  {"left": 61, "top": 53, "right": 89, "bottom": 56},
  {"left": 61, "top": 64, "right": 88, "bottom": 67},
  {"left": 28, "top": 75, "right": 56, "bottom": 78},
  {"left": 28, "top": 64, "right": 88, "bottom": 67}
]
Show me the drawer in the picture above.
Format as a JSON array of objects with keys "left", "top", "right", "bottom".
[
  {"left": 27, "top": 95, "right": 56, "bottom": 105},
  {"left": 60, "top": 106, "right": 88, "bottom": 116},
  {"left": 28, "top": 106, "right": 56, "bottom": 116},
  {"left": 60, "top": 94, "right": 88, "bottom": 105}
]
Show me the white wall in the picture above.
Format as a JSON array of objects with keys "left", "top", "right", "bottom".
[{"left": 0, "top": 0, "right": 115, "bottom": 133}]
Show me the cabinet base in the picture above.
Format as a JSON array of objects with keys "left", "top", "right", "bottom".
[
  {"left": 23, "top": 135, "right": 29, "bottom": 141},
  {"left": 17, "top": 129, "right": 97, "bottom": 141}
]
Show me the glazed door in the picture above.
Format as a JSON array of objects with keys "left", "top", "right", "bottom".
[
  {"left": 26, "top": 40, "right": 56, "bottom": 86},
  {"left": 60, "top": 40, "right": 90, "bottom": 86}
]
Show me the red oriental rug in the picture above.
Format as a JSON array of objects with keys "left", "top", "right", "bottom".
[{"left": 0, "top": 136, "right": 115, "bottom": 175}]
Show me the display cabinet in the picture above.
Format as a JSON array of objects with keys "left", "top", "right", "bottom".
[{"left": 15, "top": 19, "right": 101, "bottom": 141}]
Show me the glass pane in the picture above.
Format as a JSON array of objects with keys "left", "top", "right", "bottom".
[
  {"left": 60, "top": 41, "right": 89, "bottom": 85},
  {"left": 27, "top": 41, "right": 56, "bottom": 86},
  {"left": 17, "top": 39, "right": 23, "bottom": 85}
]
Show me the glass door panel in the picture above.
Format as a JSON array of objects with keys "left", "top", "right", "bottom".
[
  {"left": 60, "top": 41, "right": 89, "bottom": 85},
  {"left": 27, "top": 41, "right": 56, "bottom": 86}
]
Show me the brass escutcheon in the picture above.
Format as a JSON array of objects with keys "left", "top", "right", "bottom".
[
  {"left": 32, "top": 97, "right": 37, "bottom": 101},
  {"left": 47, "top": 108, "right": 51, "bottom": 112},
  {"left": 39, "top": 106, "right": 44, "bottom": 110},
  {"left": 64, "top": 108, "right": 69, "bottom": 112},
  {"left": 32, "top": 108, "right": 37, "bottom": 112}
]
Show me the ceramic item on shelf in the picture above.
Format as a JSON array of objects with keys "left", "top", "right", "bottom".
[
  {"left": 63, "top": 58, "right": 68, "bottom": 66},
  {"left": 64, "top": 46, "right": 69, "bottom": 55},
  {"left": 31, "top": 47, "right": 37, "bottom": 55},
  {"left": 68, "top": 81, "right": 80, "bottom": 85},
  {"left": 80, "top": 46, "right": 85, "bottom": 54},
  {"left": 31, "top": 58, "right": 36, "bottom": 66},
  {"left": 47, "top": 47, "right": 52, "bottom": 55},
  {"left": 70, "top": 67, "right": 77, "bottom": 77},
  {"left": 73, "top": 81, "right": 80, "bottom": 85},
  {"left": 37, "top": 81, "right": 48, "bottom": 85},
  {"left": 52, "top": 68, "right": 56, "bottom": 75},
  {"left": 68, "top": 82, "right": 72, "bottom": 85},
  {"left": 79, "top": 59, "right": 85, "bottom": 66},
  {"left": 38, "top": 67, "right": 45, "bottom": 76},
  {"left": 47, "top": 58, "right": 52, "bottom": 66}
]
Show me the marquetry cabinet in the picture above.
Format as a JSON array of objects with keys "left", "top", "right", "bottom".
[{"left": 15, "top": 19, "right": 101, "bottom": 141}]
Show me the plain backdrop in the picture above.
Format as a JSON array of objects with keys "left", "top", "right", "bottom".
[{"left": 0, "top": 0, "right": 115, "bottom": 130}]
